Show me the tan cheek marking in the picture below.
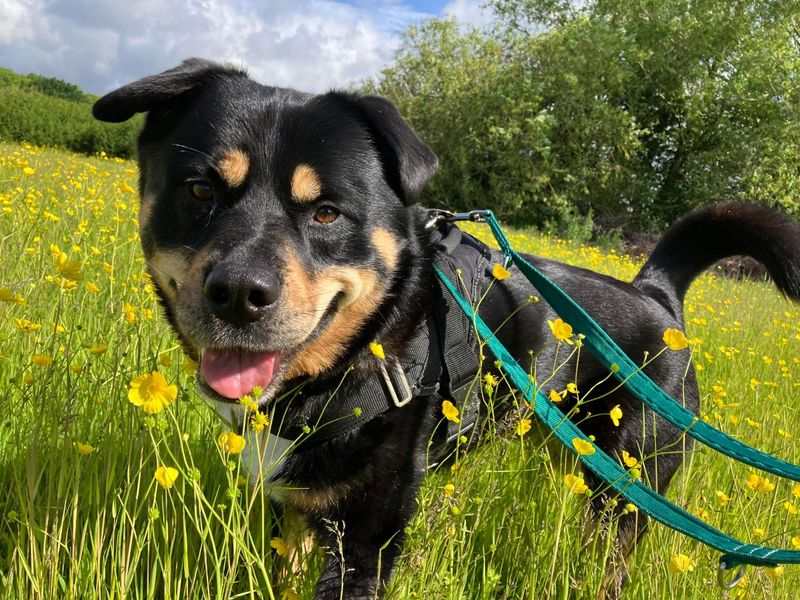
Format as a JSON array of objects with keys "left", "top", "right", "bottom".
[
  {"left": 217, "top": 148, "right": 250, "bottom": 188},
  {"left": 286, "top": 267, "right": 384, "bottom": 378},
  {"left": 371, "top": 227, "right": 401, "bottom": 269},
  {"left": 147, "top": 249, "right": 190, "bottom": 303},
  {"left": 290, "top": 164, "right": 322, "bottom": 202},
  {"left": 138, "top": 193, "right": 156, "bottom": 234}
]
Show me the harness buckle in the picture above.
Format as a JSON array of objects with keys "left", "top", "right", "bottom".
[
  {"left": 379, "top": 359, "right": 413, "bottom": 408},
  {"left": 425, "top": 209, "right": 492, "bottom": 229}
]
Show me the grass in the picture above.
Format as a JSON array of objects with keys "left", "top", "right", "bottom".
[{"left": 0, "top": 141, "right": 799, "bottom": 599}]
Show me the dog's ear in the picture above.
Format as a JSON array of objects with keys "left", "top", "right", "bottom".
[
  {"left": 350, "top": 95, "right": 438, "bottom": 205},
  {"left": 93, "top": 58, "right": 241, "bottom": 123}
]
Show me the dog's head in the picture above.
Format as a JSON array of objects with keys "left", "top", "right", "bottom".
[{"left": 94, "top": 58, "right": 437, "bottom": 407}]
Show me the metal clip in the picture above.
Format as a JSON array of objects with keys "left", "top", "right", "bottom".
[
  {"left": 425, "top": 209, "right": 491, "bottom": 229},
  {"left": 379, "top": 360, "right": 413, "bottom": 408},
  {"left": 717, "top": 560, "right": 746, "bottom": 590}
]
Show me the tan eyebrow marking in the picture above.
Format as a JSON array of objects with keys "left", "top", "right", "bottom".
[
  {"left": 290, "top": 164, "right": 322, "bottom": 202},
  {"left": 217, "top": 148, "right": 250, "bottom": 188}
]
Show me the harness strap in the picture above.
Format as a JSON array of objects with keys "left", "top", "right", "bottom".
[{"left": 433, "top": 209, "right": 800, "bottom": 569}]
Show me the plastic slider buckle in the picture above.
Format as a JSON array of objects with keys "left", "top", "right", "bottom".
[{"left": 379, "top": 359, "right": 413, "bottom": 408}]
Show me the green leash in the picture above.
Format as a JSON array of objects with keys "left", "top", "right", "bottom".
[{"left": 433, "top": 209, "right": 800, "bottom": 575}]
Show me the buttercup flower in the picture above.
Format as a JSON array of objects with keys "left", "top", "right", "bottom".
[
  {"left": 218, "top": 431, "right": 247, "bottom": 454},
  {"left": 663, "top": 328, "right": 689, "bottom": 351},
  {"left": 572, "top": 438, "right": 595, "bottom": 456},
  {"left": 548, "top": 319, "right": 574, "bottom": 343},
  {"left": 610, "top": 405, "right": 622, "bottom": 426},
  {"left": 516, "top": 418, "right": 532, "bottom": 436},
  {"left": 442, "top": 400, "right": 460, "bottom": 423},
  {"left": 154, "top": 466, "right": 179, "bottom": 489},
  {"left": 128, "top": 371, "right": 178, "bottom": 414},
  {"left": 74, "top": 442, "right": 96, "bottom": 455},
  {"left": 369, "top": 341, "right": 385, "bottom": 360},
  {"left": 668, "top": 553, "right": 694, "bottom": 574},
  {"left": 492, "top": 263, "right": 510, "bottom": 280},
  {"left": 563, "top": 473, "right": 588, "bottom": 494}
]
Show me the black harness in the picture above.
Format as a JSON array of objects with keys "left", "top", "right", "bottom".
[{"left": 267, "top": 221, "right": 492, "bottom": 461}]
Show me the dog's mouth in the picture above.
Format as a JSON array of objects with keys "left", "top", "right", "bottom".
[{"left": 199, "top": 348, "right": 282, "bottom": 400}]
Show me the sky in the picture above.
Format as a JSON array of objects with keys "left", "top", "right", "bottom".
[{"left": 0, "top": 0, "right": 493, "bottom": 95}]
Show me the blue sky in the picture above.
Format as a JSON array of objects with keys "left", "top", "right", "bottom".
[{"left": 0, "top": 0, "right": 491, "bottom": 94}]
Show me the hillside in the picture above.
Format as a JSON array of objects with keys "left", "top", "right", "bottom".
[{"left": 0, "top": 67, "right": 140, "bottom": 158}]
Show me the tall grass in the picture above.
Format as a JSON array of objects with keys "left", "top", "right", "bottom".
[{"left": 0, "top": 142, "right": 798, "bottom": 599}]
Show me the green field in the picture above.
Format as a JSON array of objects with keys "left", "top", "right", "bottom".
[{"left": 0, "top": 141, "right": 798, "bottom": 599}]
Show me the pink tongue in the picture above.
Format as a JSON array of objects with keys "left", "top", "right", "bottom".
[{"left": 200, "top": 349, "right": 278, "bottom": 399}]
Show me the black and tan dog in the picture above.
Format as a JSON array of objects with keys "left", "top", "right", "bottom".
[{"left": 94, "top": 59, "right": 800, "bottom": 598}]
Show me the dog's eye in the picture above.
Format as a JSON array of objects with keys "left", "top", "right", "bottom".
[
  {"left": 313, "top": 206, "right": 339, "bottom": 225},
  {"left": 189, "top": 181, "right": 214, "bottom": 202}
]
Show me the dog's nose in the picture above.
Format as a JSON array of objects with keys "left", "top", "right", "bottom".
[{"left": 203, "top": 265, "right": 280, "bottom": 324}]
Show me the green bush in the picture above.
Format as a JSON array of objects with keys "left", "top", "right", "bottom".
[{"left": 0, "top": 68, "right": 139, "bottom": 158}]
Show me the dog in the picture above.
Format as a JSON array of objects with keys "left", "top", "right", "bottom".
[{"left": 93, "top": 59, "right": 800, "bottom": 599}]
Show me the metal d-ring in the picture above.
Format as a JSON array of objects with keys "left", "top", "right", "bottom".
[{"left": 717, "top": 560, "right": 746, "bottom": 590}]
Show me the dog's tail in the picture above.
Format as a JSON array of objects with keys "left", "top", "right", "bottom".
[{"left": 632, "top": 202, "right": 800, "bottom": 316}]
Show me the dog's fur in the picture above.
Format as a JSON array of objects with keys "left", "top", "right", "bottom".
[{"left": 94, "top": 59, "right": 800, "bottom": 599}]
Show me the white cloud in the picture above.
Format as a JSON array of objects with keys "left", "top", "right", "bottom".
[
  {"left": 443, "top": 0, "right": 494, "bottom": 29},
  {"left": 0, "top": 0, "right": 437, "bottom": 94}
]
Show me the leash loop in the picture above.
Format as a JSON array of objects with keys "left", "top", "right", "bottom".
[{"left": 379, "top": 359, "right": 413, "bottom": 408}]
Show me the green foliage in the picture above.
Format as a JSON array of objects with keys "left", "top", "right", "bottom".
[
  {"left": 0, "top": 67, "right": 138, "bottom": 157},
  {"left": 370, "top": 1, "right": 800, "bottom": 233}
]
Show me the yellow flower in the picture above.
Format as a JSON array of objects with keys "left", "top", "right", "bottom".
[
  {"left": 715, "top": 490, "right": 731, "bottom": 506},
  {"left": 85, "top": 282, "right": 100, "bottom": 293},
  {"left": 744, "top": 473, "right": 775, "bottom": 493},
  {"left": 572, "top": 438, "right": 595, "bottom": 456},
  {"left": 443, "top": 483, "right": 455, "bottom": 497},
  {"left": 0, "top": 287, "right": 25, "bottom": 304},
  {"left": 663, "top": 328, "right": 689, "bottom": 351},
  {"left": 566, "top": 382, "right": 579, "bottom": 395},
  {"left": 791, "top": 536, "right": 800, "bottom": 549},
  {"left": 217, "top": 431, "right": 247, "bottom": 454},
  {"left": 50, "top": 244, "right": 83, "bottom": 281},
  {"left": 765, "top": 565, "right": 784, "bottom": 580},
  {"left": 88, "top": 344, "right": 108, "bottom": 355},
  {"left": 492, "top": 263, "right": 511, "bottom": 280},
  {"left": 621, "top": 450, "right": 639, "bottom": 468},
  {"left": 22, "top": 166, "right": 35, "bottom": 176},
  {"left": 154, "top": 466, "right": 179, "bottom": 489},
  {"left": 74, "top": 442, "right": 95, "bottom": 455},
  {"left": 784, "top": 501, "right": 798, "bottom": 515},
  {"left": 270, "top": 537, "right": 289, "bottom": 557},
  {"left": 13, "top": 318, "right": 42, "bottom": 333},
  {"left": 251, "top": 412, "right": 269, "bottom": 432},
  {"left": 793, "top": 483, "right": 800, "bottom": 499},
  {"left": 516, "top": 418, "right": 532, "bottom": 436},
  {"left": 609, "top": 405, "right": 622, "bottom": 427},
  {"left": 668, "top": 553, "right": 694, "bottom": 574},
  {"left": 31, "top": 354, "right": 53, "bottom": 367},
  {"left": 123, "top": 303, "right": 138, "bottom": 324},
  {"left": 128, "top": 371, "right": 178, "bottom": 414},
  {"left": 563, "top": 473, "right": 588, "bottom": 495},
  {"left": 442, "top": 400, "right": 460, "bottom": 423},
  {"left": 369, "top": 341, "right": 385, "bottom": 360},
  {"left": 548, "top": 318, "right": 574, "bottom": 343},
  {"left": 483, "top": 372, "right": 499, "bottom": 388},
  {"left": 548, "top": 389, "right": 562, "bottom": 403}
]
